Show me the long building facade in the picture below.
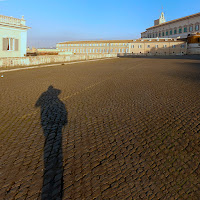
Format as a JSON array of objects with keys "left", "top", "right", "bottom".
[
  {"left": 56, "top": 40, "right": 131, "bottom": 54},
  {"left": 141, "top": 12, "right": 200, "bottom": 39},
  {"left": 57, "top": 38, "right": 187, "bottom": 56}
]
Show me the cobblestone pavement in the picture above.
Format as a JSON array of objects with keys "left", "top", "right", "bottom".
[{"left": 0, "top": 57, "right": 200, "bottom": 200}]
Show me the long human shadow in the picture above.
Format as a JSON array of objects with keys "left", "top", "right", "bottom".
[{"left": 35, "top": 85, "right": 67, "bottom": 200}]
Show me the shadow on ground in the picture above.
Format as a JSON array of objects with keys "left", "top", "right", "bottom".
[{"left": 35, "top": 85, "right": 67, "bottom": 200}]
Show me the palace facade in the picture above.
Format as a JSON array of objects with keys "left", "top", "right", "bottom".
[
  {"left": 129, "top": 38, "right": 187, "bottom": 55},
  {"left": 141, "top": 12, "right": 200, "bottom": 39}
]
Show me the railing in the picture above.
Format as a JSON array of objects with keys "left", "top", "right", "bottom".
[{"left": 0, "top": 15, "right": 25, "bottom": 26}]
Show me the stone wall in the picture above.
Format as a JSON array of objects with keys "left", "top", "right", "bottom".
[{"left": 0, "top": 54, "right": 117, "bottom": 68}]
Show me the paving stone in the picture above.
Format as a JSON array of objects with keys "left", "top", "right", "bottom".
[{"left": 0, "top": 58, "right": 200, "bottom": 199}]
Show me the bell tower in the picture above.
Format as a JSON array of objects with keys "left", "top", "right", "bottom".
[
  {"left": 159, "top": 12, "right": 166, "bottom": 24},
  {"left": 154, "top": 12, "right": 166, "bottom": 26}
]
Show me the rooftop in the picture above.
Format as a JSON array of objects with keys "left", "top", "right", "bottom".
[
  {"left": 0, "top": 15, "right": 30, "bottom": 29},
  {"left": 58, "top": 39, "right": 134, "bottom": 44}
]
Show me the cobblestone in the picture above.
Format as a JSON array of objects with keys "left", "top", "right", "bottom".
[{"left": 0, "top": 57, "right": 200, "bottom": 199}]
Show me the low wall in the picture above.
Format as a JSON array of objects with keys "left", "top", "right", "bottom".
[
  {"left": 0, "top": 54, "right": 117, "bottom": 68},
  {"left": 187, "top": 44, "right": 200, "bottom": 55}
]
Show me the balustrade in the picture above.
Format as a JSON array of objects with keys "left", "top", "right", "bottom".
[{"left": 0, "top": 15, "right": 25, "bottom": 26}]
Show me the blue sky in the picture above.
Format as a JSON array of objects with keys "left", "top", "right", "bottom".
[{"left": 0, "top": 0, "right": 199, "bottom": 48}]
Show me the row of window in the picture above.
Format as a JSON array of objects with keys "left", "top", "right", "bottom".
[
  {"left": 61, "top": 48, "right": 129, "bottom": 53},
  {"left": 131, "top": 44, "right": 185, "bottom": 48},
  {"left": 2, "top": 38, "right": 19, "bottom": 51},
  {"left": 148, "top": 24, "right": 199, "bottom": 38},
  {"left": 58, "top": 43, "right": 129, "bottom": 47}
]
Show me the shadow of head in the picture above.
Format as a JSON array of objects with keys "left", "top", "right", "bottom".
[{"left": 35, "top": 85, "right": 68, "bottom": 132}]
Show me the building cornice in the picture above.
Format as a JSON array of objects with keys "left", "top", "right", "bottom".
[
  {"left": 58, "top": 39, "right": 134, "bottom": 44},
  {"left": 0, "top": 22, "right": 31, "bottom": 30}
]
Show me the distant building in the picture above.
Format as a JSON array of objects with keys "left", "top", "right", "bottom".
[
  {"left": 141, "top": 12, "right": 200, "bottom": 39},
  {"left": 56, "top": 40, "right": 131, "bottom": 54},
  {"left": 37, "top": 48, "right": 60, "bottom": 55},
  {"left": 0, "top": 15, "right": 30, "bottom": 58}
]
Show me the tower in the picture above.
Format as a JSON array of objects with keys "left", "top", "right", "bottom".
[
  {"left": 159, "top": 12, "right": 166, "bottom": 24},
  {"left": 154, "top": 12, "right": 166, "bottom": 26}
]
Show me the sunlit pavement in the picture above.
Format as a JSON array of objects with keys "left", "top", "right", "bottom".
[{"left": 0, "top": 57, "right": 199, "bottom": 199}]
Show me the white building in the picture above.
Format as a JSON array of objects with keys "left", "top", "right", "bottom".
[
  {"left": 0, "top": 15, "right": 30, "bottom": 58},
  {"left": 141, "top": 12, "right": 200, "bottom": 39}
]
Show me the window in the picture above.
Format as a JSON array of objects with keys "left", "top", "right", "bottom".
[
  {"left": 195, "top": 24, "right": 199, "bottom": 31},
  {"left": 119, "top": 49, "right": 121, "bottom": 53},
  {"left": 90, "top": 49, "right": 92, "bottom": 53},
  {"left": 100, "top": 49, "right": 101, "bottom": 53},
  {"left": 83, "top": 49, "right": 85, "bottom": 53},
  {"left": 77, "top": 49, "right": 79, "bottom": 53},
  {"left": 110, "top": 49, "right": 113, "bottom": 52},
  {"left": 162, "top": 32, "right": 164, "bottom": 36},
  {"left": 107, "top": 49, "right": 109, "bottom": 53},
  {"left": 93, "top": 49, "right": 95, "bottom": 53},
  {"left": 159, "top": 33, "right": 161, "bottom": 37},
  {"left": 174, "top": 29, "right": 177, "bottom": 34},
  {"left": 184, "top": 27, "right": 187, "bottom": 32},
  {"left": 115, "top": 49, "right": 117, "bottom": 53},
  {"left": 155, "top": 45, "right": 158, "bottom": 48},
  {"left": 170, "top": 30, "right": 172, "bottom": 35},
  {"left": 153, "top": 34, "right": 154, "bottom": 38},
  {"left": 126, "top": 49, "right": 128, "bottom": 53},
  {"left": 172, "top": 45, "right": 176, "bottom": 48},
  {"left": 147, "top": 45, "right": 150, "bottom": 48},
  {"left": 80, "top": 49, "right": 82, "bottom": 53},
  {"left": 122, "top": 49, "right": 125, "bottom": 53},
  {"left": 166, "top": 31, "right": 168, "bottom": 36},
  {"left": 96, "top": 49, "right": 98, "bottom": 53},
  {"left": 163, "top": 45, "right": 167, "bottom": 48},
  {"left": 156, "top": 33, "right": 158, "bottom": 37},
  {"left": 131, "top": 45, "right": 134, "bottom": 48},
  {"left": 189, "top": 26, "right": 193, "bottom": 32},
  {"left": 181, "top": 44, "right": 185, "bottom": 48},
  {"left": 3, "top": 38, "right": 19, "bottom": 51},
  {"left": 138, "top": 45, "right": 142, "bottom": 48},
  {"left": 179, "top": 28, "right": 182, "bottom": 33}
]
